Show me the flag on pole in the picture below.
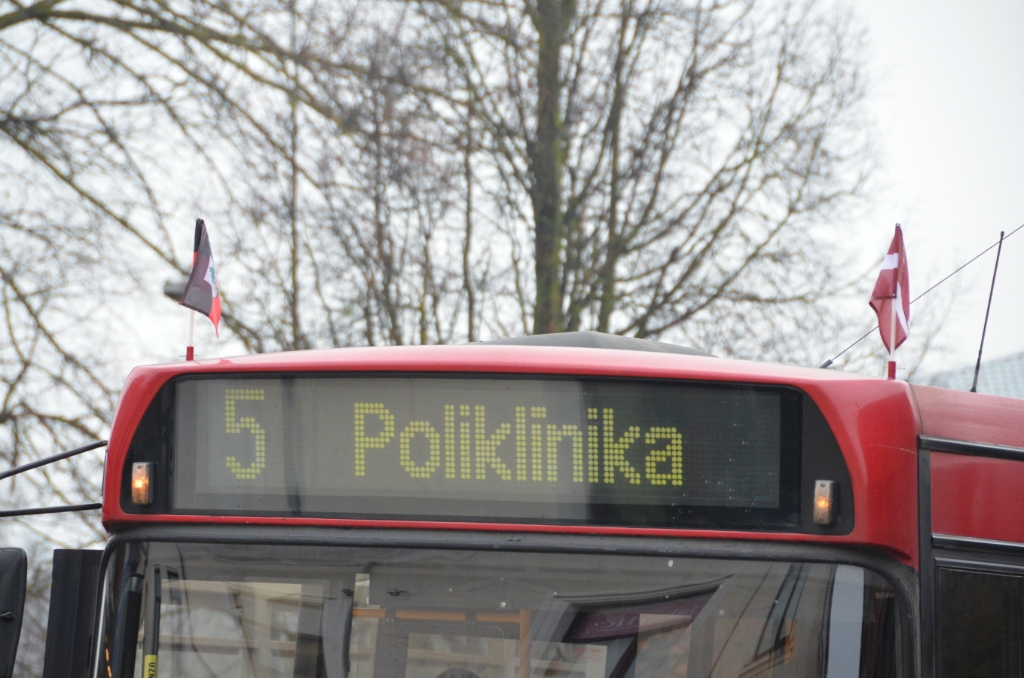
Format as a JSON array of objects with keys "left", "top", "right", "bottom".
[
  {"left": 869, "top": 225, "right": 910, "bottom": 353},
  {"left": 180, "top": 218, "right": 222, "bottom": 337}
]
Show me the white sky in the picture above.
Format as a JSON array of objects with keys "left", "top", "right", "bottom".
[{"left": 853, "top": 0, "right": 1024, "bottom": 373}]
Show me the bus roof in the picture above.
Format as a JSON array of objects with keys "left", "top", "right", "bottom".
[{"left": 100, "top": 344, "right": 1024, "bottom": 568}]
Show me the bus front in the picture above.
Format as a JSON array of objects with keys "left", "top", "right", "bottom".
[{"left": 95, "top": 343, "right": 917, "bottom": 678}]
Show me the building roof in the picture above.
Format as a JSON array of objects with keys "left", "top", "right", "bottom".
[{"left": 924, "top": 351, "right": 1024, "bottom": 399}]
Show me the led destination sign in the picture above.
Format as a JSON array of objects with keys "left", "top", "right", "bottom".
[{"left": 172, "top": 376, "right": 802, "bottom": 527}]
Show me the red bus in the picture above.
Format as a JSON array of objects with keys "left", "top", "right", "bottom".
[{"left": 3, "top": 332, "right": 1024, "bottom": 678}]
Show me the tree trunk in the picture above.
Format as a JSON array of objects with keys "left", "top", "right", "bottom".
[
  {"left": 596, "top": 7, "right": 630, "bottom": 333},
  {"left": 529, "top": 0, "right": 574, "bottom": 334}
]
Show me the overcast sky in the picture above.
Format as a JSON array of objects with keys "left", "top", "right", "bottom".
[{"left": 852, "top": 0, "right": 1024, "bottom": 374}]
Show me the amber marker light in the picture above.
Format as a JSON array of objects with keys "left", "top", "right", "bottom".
[
  {"left": 813, "top": 479, "right": 836, "bottom": 526},
  {"left": 131, "top": 462, "right": 153, "bottom": 505}
]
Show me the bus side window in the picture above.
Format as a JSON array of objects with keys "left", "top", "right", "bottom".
[{"left": 937, "top": 568, "right": 1023, "bottom": 678}]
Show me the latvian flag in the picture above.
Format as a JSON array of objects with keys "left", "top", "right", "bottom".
[
  {"left": 869, "top": 225, "right": 910, "bottom": 352},
  {"left": 180, "top": 218, "right": 222, "bottom": 336}
]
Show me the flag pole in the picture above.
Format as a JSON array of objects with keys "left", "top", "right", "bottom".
[
  {"left": 186, "top": 310, "right": 195, "bottom": 361},
  {"left": 885, "top": 222, "right": 902, "bottom": 380},
  {"left": 887, "top": 300, "right": 896, "bottom": 379}
]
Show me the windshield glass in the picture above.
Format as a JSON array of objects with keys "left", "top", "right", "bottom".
[{"left": 101, "top": 543, "right": 902, "bottom": 678}]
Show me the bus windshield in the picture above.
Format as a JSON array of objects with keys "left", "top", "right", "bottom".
[{"left": 105, "top": 543, "right": 901, "bottom": 678}]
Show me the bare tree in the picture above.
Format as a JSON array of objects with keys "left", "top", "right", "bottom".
[
  {"left": 186, "top": 0, "right": 875, "bottom": 361},
  {"left": 0, "top": 0, "right": 319, "bottom": 520},
  {"left": 0, "top": 3, "right": 362, "bottom": 672},
  {"left": 408, "top": 0, "right": 873, "bottom": 356}
]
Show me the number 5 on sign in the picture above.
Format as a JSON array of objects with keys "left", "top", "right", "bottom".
[{"left": 224, "top": 388, "right": 266, "bottom": 480}]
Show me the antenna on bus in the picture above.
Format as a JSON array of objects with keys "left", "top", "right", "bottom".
[{"left": 970, "top": 230, "right": 1005, "bottom": 392}]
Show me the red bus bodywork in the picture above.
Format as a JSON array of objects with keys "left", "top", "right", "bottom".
[
  {"left": 915, "top": 384, "right": 1024, "bottom": 544},
  {"left": 99, "top": 344, "right": 1024, "bottom": 569}
]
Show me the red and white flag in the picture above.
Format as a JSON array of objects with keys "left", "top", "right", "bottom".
[
  {"left": 869, "top": 225, "right": 910, "bottom": 353},
  {"left": 180, "top": 218, "right": 222, "bottom": 336}
]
